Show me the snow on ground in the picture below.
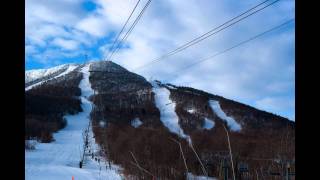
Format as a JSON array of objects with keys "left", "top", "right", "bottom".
[
  {"left": 25, "top": 64, "right": 69, "bottom": 83},
  {"left": 25, "top": 63, "right": 122, "bottom": 180},
  {"left": 166, "top": 84, "right": 178, "bottom": 90},
  {"left": 131, "top": 117, "right": 143, "bottom": 128},
  {"left": 203, "top": 118, "right": 215, "bottom": 130},
  {"left": 152, "top": 81, "right": 191, "bottom": 143},
  {"left": 99, "top": 120, "right": 106, "bottom": 128},
  {"left": 25, "top": 64, "right": 79, "bottom": 91},
  {"left": 209, "top": 100, "right": 241, "bottom": 131},
  {"left": 187, "top": 173, "right": 217, "bottom": 180},
  {"left": 187, "top": 108, "right": 196, "bottom": 114}
]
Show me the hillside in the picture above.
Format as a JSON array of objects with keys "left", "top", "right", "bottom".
[{"left": 25, "top": 61, "right": 295, "bottom": 179}]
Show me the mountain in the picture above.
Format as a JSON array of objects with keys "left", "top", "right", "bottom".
[
  {"left": 25, "top": 64, "right": 80, "bottom": 90},
  {"left": 25, "top": 61, "right": 295, "bottom": 179}
]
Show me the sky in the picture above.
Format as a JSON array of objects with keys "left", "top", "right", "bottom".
[{"left": 25, "top": 0, "right": 295, "bottom": 120}]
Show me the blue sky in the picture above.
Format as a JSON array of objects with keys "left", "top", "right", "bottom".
[{"left": 25, "top": 0, "right": 295, "bottom": 120}]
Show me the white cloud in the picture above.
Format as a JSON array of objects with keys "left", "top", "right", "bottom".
[
  {"left": 25, "top": 0, "right": 106, "bottom": 64},
  {"left": 94, "top": 0, "right": 139, "bottom": 26},
  {"left": 27, "top": 23, "right": 71, "bottom": 47},
  {"left": 76, "top": 15, "right": 110, "bottom": 37},
  {"left": 26, "top": 0, "right": 85, "bottom": 27},
  {"left": 52, "top": 38, "right": 80, "bottom": 50},
  {"left": 25, "top": 45, "right": 38, "bottom": 55}
]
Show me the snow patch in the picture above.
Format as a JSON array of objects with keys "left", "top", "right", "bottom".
[
  {"left": 131, "top": 118, "right": 143, "bottom": 128},
  {"left": 187, "top": 108, "right": 196, "bottom": 114},
  {"left": 203, "top": 118, "right": 215, "bottom": 130},
  {"left": 99, "top": 121, "right": 106, "bottom": 128},
  {"left": 166, "top": 84, "right": 178, "bottom": 90},
  {"left": 187, "top": 173, "right": 217, "bottom": 180},
  {"left": 209, "top": 100, "right": 241, "bottom": 131},
  {"left": 151, "top": 81, "right": 191, "bottom": 143}
]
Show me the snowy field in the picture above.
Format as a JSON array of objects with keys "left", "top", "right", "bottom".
[{"left": 25, "top": 64, "right": 122, "bottom": 180}]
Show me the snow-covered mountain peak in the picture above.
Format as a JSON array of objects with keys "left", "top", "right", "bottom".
[
  {"left": 25, "top": 63, "right": 80, "bottom": 91},
  {"left": 25, "top": 63, "right": 80, "bottom": 83},
  {"left": 26, "top": 64, "right": 67, "bottom": 83}
]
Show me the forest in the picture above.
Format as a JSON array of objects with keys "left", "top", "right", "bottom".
[
  {"left": 90, "top": 83, "right": 295, "bottom": 179},
  {"left": 25, "top": 71, "right": 83, "bottom": 142}
]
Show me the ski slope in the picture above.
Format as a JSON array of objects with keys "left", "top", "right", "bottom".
[
  {"left": 209, "top": 100, "right": 241, "bottom": 131},
  {"left": 151, "top": 81, "right": 191, "bottom": 143},
  {"left": 25, "top": 64, "right": 122, "bottom": 180},
  {"left": 203, "top": 118, "right": 215, "bottom": 130}
]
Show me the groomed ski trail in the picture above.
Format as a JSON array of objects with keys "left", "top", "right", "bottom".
[{"left": 25, "top": 64, "right": 122, "bottom": 180}]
